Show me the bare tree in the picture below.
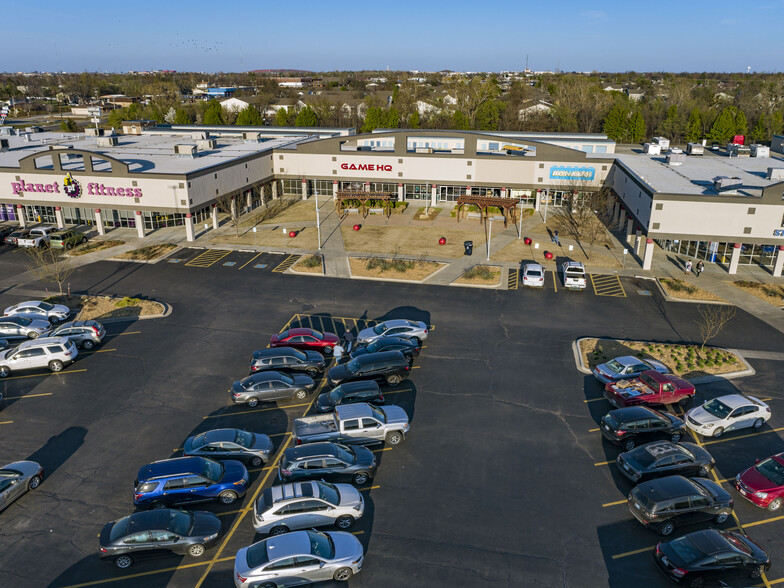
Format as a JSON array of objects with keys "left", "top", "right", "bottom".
[
  {"left": 215, "top": 194, "right": 241, "bottom": 237},
  {"left": 549, "top": 182, "right": 611, "bottom": 258},
  {"left": 695, "top": 305, "right": 737, "bottom": 350},
  {"left": 23, "top": 247, "right": 74, "bottom": 296}
]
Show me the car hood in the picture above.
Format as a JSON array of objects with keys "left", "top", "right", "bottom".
[
  {"left": 686, "top": 406, "right": 722, "bottom": 427},
  {"left": 336, "top": 484, "right": 363, "bottom": 510},
  {"left": 50, "top": 304, "right": 70, "bottom": 316},
  {"left": 291, "top": 374, "right": 315, "bottom": 387},
  {"left": 328, "top": 364, "right": 351, "bottom": 382},
  {"left": 349, "top": 346, "right": 369, "bottom": 358},
  {"left": 323, "top": 333, "right": 340, "bottom": 344},
  {"left": 356, "top": 327, "right": 378, "bottom": 341},
  {"left": 328, "top": 531, "right": 364, "bottom": 560},
  {"left": 3, "top": 460, "right": 41, "bottom": 478},
  {"left": 353, "top": 446, "right": 376, "bottom": 468},
  {"left": 99, "top": 521, "right": 114, "bottom": 548},
  {"left": 740, "top": 466, "right": 783, "bottom": 492},
  {"left": 191, "top": 511, "right": 222, "bottom": 537},
  {"left": 221, "top": 460, "right": 248, "bottom": 483},
  {"left": 381, "top": 405, "right": 409, "bottom": 426},
  {"left": 304, "top": 350, "right": 325, "bottom": 362}
]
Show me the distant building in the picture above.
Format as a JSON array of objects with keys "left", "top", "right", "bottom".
[{"left": 220, "top": 98, "right": 250, "bottom": 113}]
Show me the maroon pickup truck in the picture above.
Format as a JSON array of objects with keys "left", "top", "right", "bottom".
[{"left": 603, "top": 370, "right": 695, "bottom": 408}]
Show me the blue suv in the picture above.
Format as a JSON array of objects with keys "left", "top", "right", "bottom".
[{"left": 133, "top": 456, "right": 248, "bottom": 510}]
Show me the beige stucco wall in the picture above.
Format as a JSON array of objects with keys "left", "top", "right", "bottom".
[{"left": 651, "top": 200, "right": 784, "bottom": 240}]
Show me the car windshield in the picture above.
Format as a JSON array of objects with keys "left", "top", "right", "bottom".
[
  {"left": 15, "top": 317, "right": 32, "bottom": 326},
  {"left": 640, "top": 373, "right": 659, "bottom": 389},
  {"left": 278, "top": 373, "right": 294, "bottom": 385},
  {"left": 345, "top": 359, "right": 361, "bottom": 375},
  {"left": 310, "top": 330, "right": 324, "bottom": 340},
  {"left": 667, "top": 535, "right": 704, "bottom": 564},
  {"left": 721, "top": 532, "right": 753, "bottom": 556},
  {"left": 702, "top": 399, "right": 732, "bottom": 419},
  {"left": 604, "top": 414, "right": 619, "bottom": 428},
  {"left": 366, "top": 341, "right": 381, "bottom": 353},
  {"left": 191, "top": 434, "right": 207, "bottom": 449},
  {"left": 168, "top": 510, "right": 193, "bottom": 536},
  {"left": 755, "top": 458, "right": 784, "bottom": 486},
  {"left": 109, "top": 517, "right": 130, "bottom": 542},
  {"left": 369, "top": 405, "right": 386, "bottom": 423},
  {"left": 526, "top": 269, "right": 542, "bottom": 277},
  {"left": 201, "top": 459, "right": 224, "bottom": 483},
  {"left": 334, "top": 443, "right": 355, "bottom": 462},
  {"left": 246, "top": 542, "right": 270, "bottom": 568},
  {"left": 289, "top": 349, "right": 307, "bottom": 360},
  {"left": 372, "top": 324, "right": 388, "bottom": 335},
  {"left": 316, "top": 481, "right": 341, "bottom": 505},
  {"left": 235, "top": 430, "right": 254, "bottom": 447},
  {"left": 605, "top": 360, "right": 624, "bottom": 374},
  {"left": 327, "top": 386, "right": 345, "bottom": 403},
  {"left": 307, "top": 530, "right": 335, "bottom": 559},
  {"left": 37, "top": 302, "right": 54, "bottom": 311}
]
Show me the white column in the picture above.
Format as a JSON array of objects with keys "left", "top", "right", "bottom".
[
  {"left": 212, "top": 204, "right": 219, "bottom": 230},
  {"left": 635, "top": 230, "right": 644, "bottom": 255},
  {"left": 246, "top": 190, "right": 252, "bottom": 210},
  {"left": 534, "top": 190, "right": 542, "bottom": 212},
  {"left": 135, "top": 211, "right": 145, "bottom": 238},
  {"left": 301, "top": 179, "right": 308, "bottom": 201},
  {"left": 16, "top": 205, "right": 26, "bottom": 228},
  {"left": 185, "top": 213, "right": 194, "bottom": 242},
  {"left": 94, "top": 209, "right": 105, "bottom": 235},
  {"left": 728, "top": 243, "right": 741, "bottom": 274},
  {"left": 774, "top": 246, "right": 784, "bottom": 277},
  {"left": 431, "top": 184, "right": 437, "bottom": 207},
  {"left": 397, "top": 183, "right": 404, "bottom": 201},
  {"left": 625, "top": 218, "right": 634, "bottom": 245},
  {"left": 230, "top": 196, "right": 237, "bottom": 219},
  {"left": 55, "top": 207, "right": 65, "bottom": 229},
  {"left": 332, "top": 180, "right": 338, "bottom": 201},
  {"left": 643, "top": 238, "right": 655, "bottom": 270},
  {"left": 618, "top": 207, "right": 627, "bottom": 229},
  {"left": 272, "top": 181, "right": 279, "bottom": 200}
]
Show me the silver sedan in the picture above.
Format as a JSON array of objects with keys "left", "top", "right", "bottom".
[
  {"left": 0, "top": 461, "right": 44, "bottom": 512},
  {"left": 4, "top": 300, "right": 71, "bottom": 324},
  {"left": 357, "top": 319, "right": 428, "bottom": 345},
  {"left": 0, "top": 316, "right": 53, "bottom": 339}
]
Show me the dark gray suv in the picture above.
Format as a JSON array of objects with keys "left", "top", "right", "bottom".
[
  {"left": 249, "top": 347, "right": 325, "bottom": 377},
  {"left": 327, "top": 350, "right": 410, "bottom": 387},
  {"left": 279, "top": 442, "right": 377, "bottom": 486},
  {"left": 46, "top": 320, "right": 106, "bottom": 350}
]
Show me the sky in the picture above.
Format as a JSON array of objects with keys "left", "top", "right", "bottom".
[{"left": 7, "top": 0, "right": 784, "bottom": 73}]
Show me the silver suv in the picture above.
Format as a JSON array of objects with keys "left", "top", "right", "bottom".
[
  {"left": 253, "top": 480, "right": 364, "bottom": 535},
  {"left": 46, "top": 320, "right": 106, "bottom": 350},
  {"left": 0, "top": 337, "right": 78, "bottom": 378}
]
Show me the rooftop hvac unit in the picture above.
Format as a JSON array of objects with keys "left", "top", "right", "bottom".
[
  {"left": 766, "top": 168, "right": 784, "bottom": 181},
  {"left": 644, "top": 143, "right": 661, "bottom": 155},
  {"left": 242, "top": 132, "right": 262, "bottom": 143},
  {"left": 97, "top": 136, "right": 118, "bottom": 147},
  {"left": 666, "top": 153, "right": 685, "bottom": 166},
  {"left": 49, "top": 144, "right": 74, "bottom": 150},
  {"left": 0, "top": 126, "right": 15, "bottom": 136},
  {"left": 750, "top": 145, "right": 770, "bottom": 158},
  {"left": 174, "top": 144, "right": 197, "bottom": 158},
  {"left": 713, "top": 176, "right": 742, "bottom": 192},
  {"left": 192, "top": 132, "right": 209, "bottom": 140},
  {"left": 196, "top": 139, "right": 217, "bottom": 151},
  {"left": 85, "top": 127, "right": 105, "bottom": 137}
]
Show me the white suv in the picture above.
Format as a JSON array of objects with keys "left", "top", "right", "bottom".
[
  {"left": 0, "top": 337, "right": 78, "bottom": 378},
  {"left": 253, "top": 480, "right": 364, "bottom": 535}
]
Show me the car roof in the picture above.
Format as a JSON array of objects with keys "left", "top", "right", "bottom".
[
  {"left": 17, "top": 337, "right": 70, "bottom": 349},
  {"left": 254, "top": 347, "right": 303, "bottom": 358},
  {"left": 263, "top": 482, "right": 316, "bottom": 507},
  {"left": 712, "top": 394, "right": 756, "bottom": 409},
  {"left": 563, "top": 261, "right": 584, "bottom": 268},
  {"left": 370, "top": 336, "right": 415, "bottom": 347},
  {"left": 524, "top": 263, "right": 543, "bottom": 272},
  {"left": 335, "top": 380, "right": 380, "bottom": 393},
  {"left": 203, "top": 429, "right": 238, "bottom": 443},
  {"left": 378, "top": 319, "right": 419, "bottom": 328},
  {"left": 286, "top": 442, "right": 341, "bottom": 460},
  {"left": 246, "top": 371, "right": 288, "bottom": 383},
  {"left": 637, "top": 476, "right": 697, "bottom": 501},
  {"left": 354, "top": 350, "right": 405, "bottom": 364},
  {"left": 126, "top": 510, "right": 171, "bottom": 533},
  {"left": 138, "top": 457, "right": 205, "bottom": 480},
  {"left": 56, "top": 320, "right": 99, "bottom": 329},
  {"left": 610, "top": 356, "right": 645, "bottom": 367},
  {"left": 685, "top": 530, "right": 734, "bottom": 556},
  {"left": 610, "top": 406, "right": 657, "bottom": 421},
  {"left": 283, "top": 328, "right": 317, "bottom": 337},
  {"left": 634, "top": 441, "right": 684, "bottom": 460},
  {"left": 263, "top": 531, "right": 311, "bottom": 559},
  {"left": 335, "top": 404, "right": 374, "bottom": 420},
  {"left": 14, "top": 301, "right": 45, "bottom": 308}
]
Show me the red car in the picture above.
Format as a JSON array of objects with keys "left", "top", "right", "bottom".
[
  {"left": 270, "top": 328, "right": 339, "bottom": 355},
  {"left": 736, "top": 453, "right": 784, "bottom": 512}
]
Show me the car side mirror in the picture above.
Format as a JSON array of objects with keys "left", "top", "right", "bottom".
[
  {"left": 173, "top": 536, "right": 180, "bottom": 542},
  {"left": 319, "top": 562, "right": 326, "bottom": 568}
]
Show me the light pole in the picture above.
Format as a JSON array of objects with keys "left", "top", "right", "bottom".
[
  {"left": 315, "top": 192, "right": 321, "bottom": 250},
  {"left": 517, "top": 198, "right": 523, "bottom": 239},
  {"left": 487, "top": 217, "right": 493, "bottom": 261}
]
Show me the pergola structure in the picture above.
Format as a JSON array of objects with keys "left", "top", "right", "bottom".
[
  {"left": 335, "top": 190, "right": 397, "bottom": 219},
  {"left": 455, "top": 194, "right": 520, "bottom": 227}
]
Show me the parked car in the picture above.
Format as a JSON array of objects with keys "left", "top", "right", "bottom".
[
  {"left": 628, "top": 475, "right": 732, "bottom": 536},
  {"left": 0, "top": 461, "right": 44, "bottom": 512},
  {"left": 600, "top": 406, "right": 686, "bottom": 451},
  {"left": 0, "top": 316, "right": 52, "bottom": 340},
  {"left": 233, "top": 530, "right": 364, "bottom": 587},
  {"left": 735, "top": 453, "right": 784, "bottom": 511},
  {"left": 617, "top": 441, "right": 715, "bottom": 484},
  {"left": 0, "top": 226, "right": 16, "bottom": 242},
  {"left": 653, "top": 529, "right": 769, "bottom": 586},
  {"left": 685, "top": 394, "right": 771, "bottom": 438},
  {"left": 249, "top": 347, "right": 325, "bottom": 377},
  {"left": 16, "top": 226, "right": 57, "bottom": 248},
  {"left": 4, "top": 300, "right": 71, "bottom": 324},
  {"left": 316, "top": 380, "right": 384, "bottom": 413},
  {"left": 357, "top": 319, "right": 428, "bottom": 345},
  {"left": 521, "top": 263, "right": 545, "bottom": 287},
  {"left": 99, "top": 508, "right": 221, "bottom": 569},
  {"left": 0, "top": 336, "right": 78, "bottom": 378},
  {"left": 604, "top": 371, "right": 695, "bottom": 408},
  {"left": 348, "top": 336, "right": 419, "bottom": 363},
  {"left": 45, "top": 320, "right": 105, "bottom": 350},
  {"left": 133, "top": 456, "right": 248, "bottom": 510},
  {"left": 4, "top": 228, "right": 31, "bottom": 247},
  {"left": 49, "top": 230, "right": 87, "bottom": 250},
  {"left": 252, "top": 480, "right": 364, "bottom": 535},
  {"left": 278, "top": 442, "right": 376, "bottom": 486},
  {"left": 294, "top": 403, "right": 410, "bottom": 447},
  {"left": 561, "top": 261, "right": 587, "bottom": 290},
  {"left": 593, "top": 356, "right": 669, "bottom": 384},
  {"left": 229, "top": 371, "right": 315, "bottom": 408},
  {"left": 184, "top": 429, "right": 274, "bottom": 467},
  {"left": 270, "top": 327, "right": 339, "bottom": 355},
  {"left": 327, "top": 350, "right": 410, "bottom": 387}
]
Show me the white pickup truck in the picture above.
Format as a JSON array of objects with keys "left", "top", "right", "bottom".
[
  {"left": 17, "top": 226, "right": 57, "bottom": 248},
  {"left": 293, "top": 403, "right": 410, "bottom": 447},
  {"left": 562, "top": 261, "right": 587, "bottom": 290}
]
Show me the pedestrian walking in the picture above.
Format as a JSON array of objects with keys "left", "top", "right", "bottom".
[
  {"left": 332, "top": 342, "right": 344, "bottom": 363},
  {"left": 696, "top": 261, "right": 704, "bottom": 278},
  {"left": 553, "top": 230, "right": 560, "bottom": 246},
  {"left": 343, "top": 329, "right": 354, "bottom": 352},
  {"left": 684, "top": 260, "right": 693, "bottom": 275}
]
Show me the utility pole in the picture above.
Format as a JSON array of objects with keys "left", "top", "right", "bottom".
[{"left": 487, "top": 217, "right": 493, "bottom": 261}]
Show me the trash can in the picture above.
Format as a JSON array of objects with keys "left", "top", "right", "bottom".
[{"left": 464, "top": 240, "right": 473, "bottom": 256}]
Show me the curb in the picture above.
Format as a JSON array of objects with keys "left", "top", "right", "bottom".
[
  {"left": 287, "top": 254, "right": 325, "bottom": 277},
  {"left": 572, "top": 337, "right": 756, "bottom": 382},
  {"left": 448, "top": 265, "right": 505, "bottom": 289},
  {"left": 654, "top": 278, "right": 730, "bottom": 306},
  {"left": 107, "top": 245, "right": 186, "bottom": 265},
  {"left": 97, "top": 301, "right": 173, "bottom": 324},
  {"left": 347, "top": 260, "right": 449, "bottom": 284}
]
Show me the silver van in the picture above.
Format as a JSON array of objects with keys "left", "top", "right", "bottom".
[{"left": 0, "top": 337, "right": 78, "bottom": 377}]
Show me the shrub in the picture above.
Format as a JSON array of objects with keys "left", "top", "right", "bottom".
[
  {"left": 115, "top": 296, "right": 141, "bottom": 308},
  {"left": 366, "top": 257, "right": 413, "bottom": 273},
  {"left": 662, "top": 278, "right": 697, "bottom": 294},
  {"left": 300, "top": 255, "right": 322, "bottom": 268},
  {"left": 463, "top": 266, "right": 497, "bottom": 280}
]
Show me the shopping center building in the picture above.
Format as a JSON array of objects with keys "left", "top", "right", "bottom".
[{"left": 0, "top": 124, "right": 782, "bottom": 275}]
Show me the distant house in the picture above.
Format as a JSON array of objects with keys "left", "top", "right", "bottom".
[
  {"left": 626, "top": 88, "right": 645, "bottom": 102},
  {"left": 220, "top": 97, "right": 250, "bottom": 112},
  {"left": 714, "top": 92, "right": 733, "bottom": 102},
  {"left": 99, "top": 94, "right": 136, "bottom": 109},
  {"left": 261, "top": 100, "right": 298, "bottom": 118},
  {"left": 518, "top": 100, "right": 554, "bottom": 119},
  {"left": 276, "top": 77, "right": 312, "bottom": 88},
  {"left": 603, "top": 84, "right": 624, "bottom": 92}
]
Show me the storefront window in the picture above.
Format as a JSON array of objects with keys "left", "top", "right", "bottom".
[
  {"left": 405, "top": 184, "right": 429, "bottom": 200},
  {"left": 438, "top": 185, "right": 464, "bottom": 202},
  {"left": 311, "top": 180, "right": 333, "bottom": 196},
  {"left": 281, "top": 179, "right": 302, "bottom": 196},
  {"left": 24, "top": 205, "right": 57, "bottom": 224}
]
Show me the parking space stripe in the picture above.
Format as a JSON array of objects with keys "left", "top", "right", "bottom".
[
  {"left": 238, "top": 252, "right": 263, "bottom": 270},
  {"left": 611, "top": 546, "right": 654, "bottom": 560},
  {"left": 272, "top": 254, "right": 301, "bottom": 273},
  {"left": 4, "top": 392, "right": 53, "bottom": 399},
  {"left": 589, "top": 274, "right": 626, "bottom": 297},
  {"left": 0, "top": 420, "right": 13, "bottom": 425},
  {"left": 589, "top": 427, "right": 600, "bottom": 432},
  {"left": 602, "top": 499, "right": 626, "bottom": 507},
  {"left": 81, "top": 348, "right": 116, "bottom": 355},
  {"left": 507, "top": 268, "right": 519, "bottom": 290},
  {"left": 358, "top": 485, "right": 380, "bottom": 491},
  {"left": 2, "top": 368, "right": 87, "bottom": 381},
  {"left": 551, "top": 270, "right": 557, "bottom": 292},
  {"left": 185, "top": 249, "right": 231, "bottom": 267},
  {"left": 60, "top": 556, "right": 235, "bottom": 588},
  {"left": 202, "top": 402, "right": 310, "bottom": 419},
  {"left": 594, "top": 459, "right": 614, "bottom": 466},
  {"left": 702, "top": 426, "right": 784, "bottom": 446},
  {"left": 371, "top": 447, "right": 393, "bottom": 453},
  {"left": 744, "top": 514, "right": 784, "bottom": 528},
  {"left": 111, "top": 331, "right": 141, "bottom": 336},
  {"left": 583, "top": 397, "right": 605, "bottom": 403}
]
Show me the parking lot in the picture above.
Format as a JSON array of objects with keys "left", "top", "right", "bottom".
[{"left": 1, "top": 252, "right": 784, "bottom": 587}]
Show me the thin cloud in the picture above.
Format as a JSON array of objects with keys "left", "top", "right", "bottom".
[{"left": 581, "top": 10, "right": 607, "bottom": 20}]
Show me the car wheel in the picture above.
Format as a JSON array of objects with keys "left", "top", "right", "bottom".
[
  {"left": 698, "top": 466, "right": 711, "bottom": 476},
  {"left": 750, "top": 567, "right": 764, "bottom": 579},
  {"left": 386, "top": 374, "right": 402, "bottom": 386},
  {"left": 767, "top": 498, "right": 783, "bottom": 512},
  {"left": 333, "top": 567, "right": 353, "bottom": 582},
  {"left": 0, "top": 366, "right": 10, "bottom": 378},
  {"left": 324, "top": 346, "right": 333, "bottom": 354},
  {"left": 714, "top": 511, "right": 730, "bottom": 524},
  {"left": 687, "top": 576, "right": 705, "bottom": 588},
  {"left": 295, "top": 389, "right": 308, "bottom": 400},
  {"left": 411, "top": 337, "right": 421, "bottom": 346},
  {"left": 188, "top": 544, "right": 206, "bottom": 557},
  {"left": 28, "top": 475, "right": 42, "bottom": 490},
  {"left": 712, "top": 427, "right": 724, "bottom": 438},
  {"left": 335, "top": 515, "right": 354, "bottom": 529},
  {"left": 385, "top": 431, "right": 403, "bottom": 446},
  {"left": 306, "top": 368, "right": 319, "bottom": 377},
  {"left": 218, "top": 491, "right": 238, "bottom": 505},
  {"left": 246, "top": 397, "right": 259, "bottom": 408},
  {"left": 670, "top": 433, "right": 682, "bottom": 443},
  {"left": 249, "top": 456, "right": 263, "bottom": 468},
  {"left": 622, "top": 438, "right": 636, "bottom": 452},
  {"left": 753, "top": 418, "right": 764, "bottom": 429},
  {"left": 678, "top": 397, "right": 691, "bottom": 407},
  {"left": 658, "top": 521, "right": 675, "bottom": 536},
  {"left": 81, "top": 340, "right": 95, "bottom": 350},
  {"left": 28, "top": 331, "right": 39, "bottom": 339},
  {"left": 150, "top": 501, "right": 167, "bottom": 510},
  {"left": 114, "top": 555, "right": 133, "bottom": 569},
  {"left": 49, "top": 316, "right": 60, "bottom": 325},
  {"left": 352, "top": 472, "right": 369, "bottom": 486},
  {"left": 270, "top": 525, "right": 289, "bottom": 536},
  {"left": 48, "top": 360, "right": 64, "bottom": 372}
]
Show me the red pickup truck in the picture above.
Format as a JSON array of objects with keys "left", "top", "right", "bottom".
[{"left": 603, "top": 370, "right": 695, "bottom": 408}]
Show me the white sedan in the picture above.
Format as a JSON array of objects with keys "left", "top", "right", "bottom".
[
  {"left": 522, "top": 263, "right": 545, "bottom": 287},
  {"left": 4, "top": 300, "right": 71, "bottom": 324},
  {"left": 357, "top": 319, "right": 428, "bottom": 344},
  {"left": 685, "top": 394, "right": 771, "bottom": 438}
]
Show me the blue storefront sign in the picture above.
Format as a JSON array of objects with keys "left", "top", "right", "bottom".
[{"left": 549, "top": 166, "right": 596, "bottom": 181}]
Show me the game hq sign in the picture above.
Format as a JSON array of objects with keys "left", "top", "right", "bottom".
[{"left": 549, "top": 166, "right": 596, "bottom": 181}]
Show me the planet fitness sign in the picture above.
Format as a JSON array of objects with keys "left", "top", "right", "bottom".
[
  {"left": 549, "top": 166, "right": 596, "bottom": 181},
  {"left": 11, "top": 174, "right": 143, "bottom": 199}
]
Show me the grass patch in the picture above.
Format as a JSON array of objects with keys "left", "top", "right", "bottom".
[
  {"left": 659, "top": 278, "right": 725, "bottom": 302},
  {"left": 43, "top": 295, "right": 164, "bottom": 321},
  {"left": 291, "top": 254, "right": 323, "bottom": 274},
  {"left": 455, "top": 265, "right": 502, "bottom": 285},
  {"left": 413, "top": 207, "right": 442, "bottom": 221},
  {"left": 69, "top": 240, "right": 125, "bottom": 256},
  {"left": 115, "top": 243, "right": 176, "bottom": 261},
  {"left": 239, "top": 198, "right": 316, "bottom": 225},
  {"left": 341, "top": 225, "right": 486, "bottom": 258},
  {"left": 731, "top": 281, "right": 784, "bottom": 307},
  {"left": 349, "top": 257, "right": 444, "bottom": 281}
]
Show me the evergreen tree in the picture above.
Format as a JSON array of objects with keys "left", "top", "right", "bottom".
[
  {"left": 602, "top": 105, "right": 628, "bottom": 141},
  {"left": 708, "top": 107, "right": 736, "bottom": 144},
  {"left": 295, "top": 105, "right": 318, "bottom": 127},
  {"left": 657, "top": 105, "right": 683, "bottom": 142},
  {"left": 203, "top": 99, "right": 224, "bottom": 125},
  {"left": 451, "top": 110, "right": 469, "bottom": 130},
  {"left": 173, "top": 108, "right": 191, "bottom": 124},
  {"left": 685, "top": 108, "right": 702, "bottom": 143},
  {"left": 475, "top": 100, "right": 500, "bottom": 130},
  {"left": 750, "top": 113, "right": 768, "bottom": 143},
  {"left": 771, "top": 112, "right": 784, "bottom": 137},
  {"left": 628, "top": 111, "right": 646, "bottom": 142},
  {"left": 734, "top": 109, "right": 748, "bottom": 138},
  {"left": 361, "top": 106, "right": 383, "bottom": 132},
  {"left": 236, "top": 105, "right": 263, "bottom": 126},
  {"left": 274, "top": 107, "right": 290, "bottom": 126},
  {"left": 59, "top": 119, "right": 77, "bottom": 132},
  {"left": 408, "top": 110, "right": 420, "bottom": 129},
  {"left": 385, "top": 107, "right": 399, "bottom": 128}
]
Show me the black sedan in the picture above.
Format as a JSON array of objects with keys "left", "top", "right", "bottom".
[
  {"left": 601, "top": 406, "right": 686, "bottom": 451},
  {"left": 249, "top": 347, "right": 325, "bottom": 377},
  {"left": 316, "top": 380, "right": 384, "bottom": 413},
  {"left": 183, "top": 429, "right": 274, "bottom": 467},
  {"left": 99, "top": 509, "right": 221, "bottom": 569},
  {"left": 617, "top": 441, "right": 714, "bottom": 484},
  {"left": 230, "top": 371, "right": 315, "bottom": 407},
  {"left": 349, "top": 336, "right": 420, "bottom": 363},
  {"left": 654, "top": 529, "right": 769, "bottom": 586}
]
